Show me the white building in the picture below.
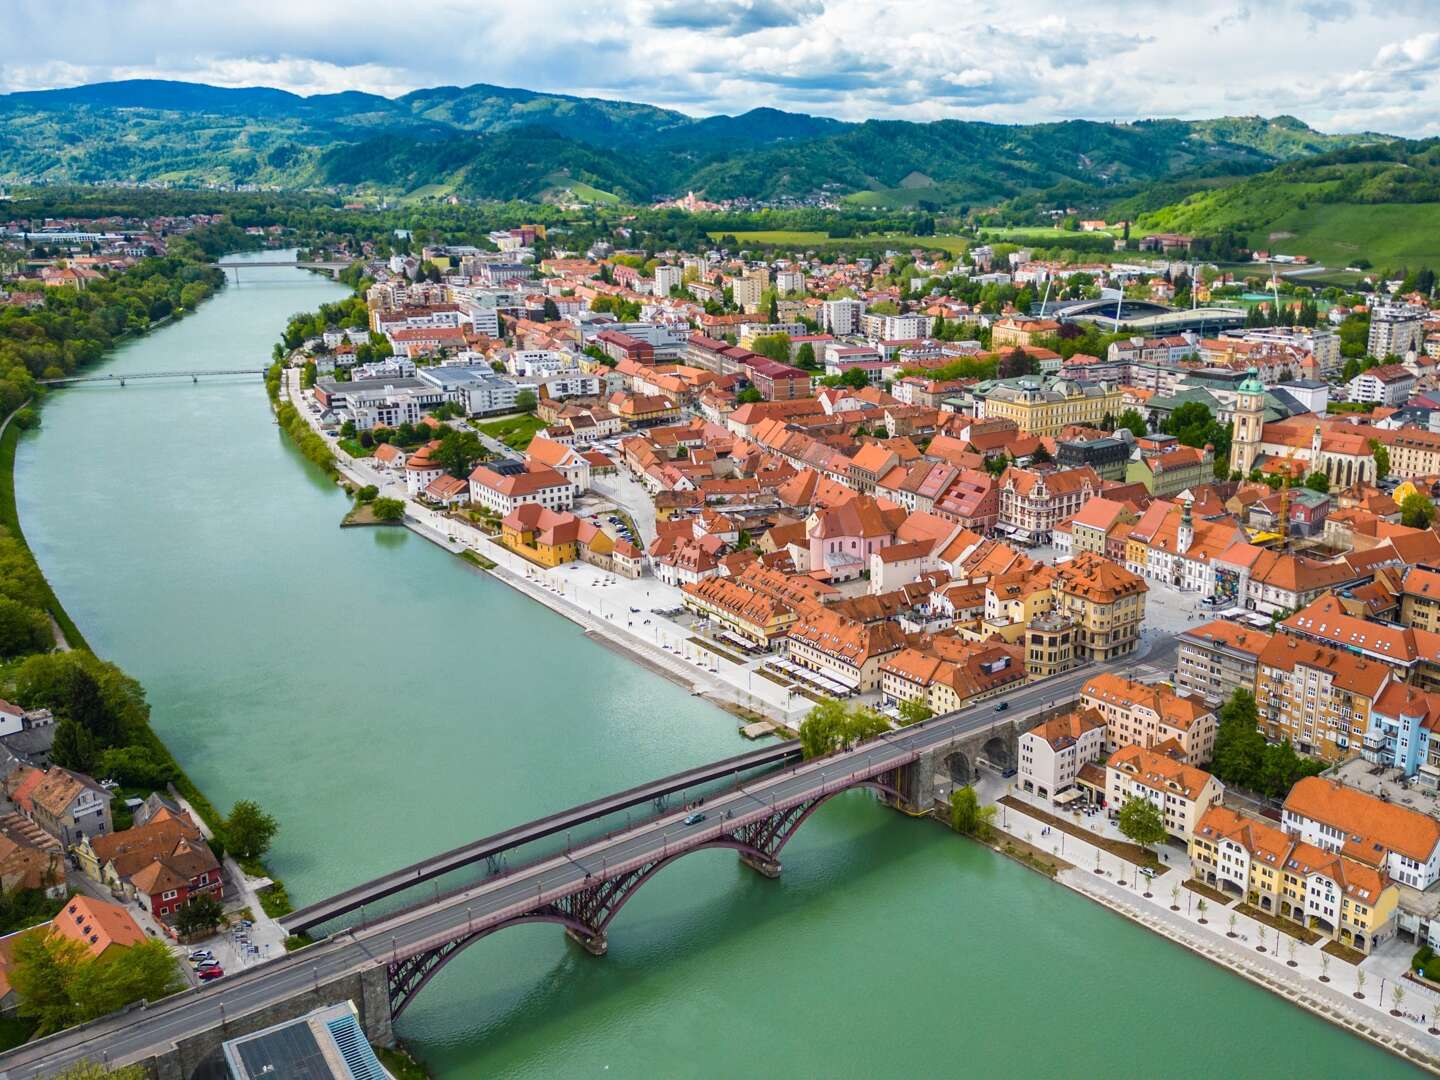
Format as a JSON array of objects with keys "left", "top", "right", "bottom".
[
  {"left": 1346, "top": 363, "right": 1416, "bottom": 406},
  {"left": 1017, "top": 709, "right": 1107, "bottom": 801},
  {"left": 653, "top": 265, "right": 683, "bottom": 296},
  {"left": 1368, "top": 304, "right": 1427, "bottom": 360},
  {"left": 821, "top": 298, "right": 866, "bottom": 336},
  {"left": 1282, "top": 776, "right": 1440, "bottom": 891}
]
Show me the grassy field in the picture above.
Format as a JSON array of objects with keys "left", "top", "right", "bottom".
[
  {"left": 565, "top": 181, "right": 621, "bottom": 205},
  {"left": 477, "top": 413, "right": 547, "bottom": 450},
  {"left": 979, "top": 226, "right": 1121, "bottom": 242},
  {"left": 708, "top": 230, "right": 968, "bottom": 256},
  {"left": 1256, "top": 202, "right": 1440, "bottom": 270}
]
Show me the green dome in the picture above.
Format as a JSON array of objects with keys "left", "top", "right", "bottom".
[{"left": 1237, "top": 367, "right": 1265, "bottom": 395}]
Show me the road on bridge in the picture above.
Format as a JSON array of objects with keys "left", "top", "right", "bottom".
[{"left": 0, "top": 637, "right": 1177, "bottom": 1077}]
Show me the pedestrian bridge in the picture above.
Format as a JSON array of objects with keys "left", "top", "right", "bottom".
[
  {"left": 38, "top": 369, "right": 268, "bottom": 387},
  {"left": 0, "top": 646, "right": 1152, "bottom": 1079}
]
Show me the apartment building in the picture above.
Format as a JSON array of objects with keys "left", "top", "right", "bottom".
[
  {"left": 1105, "top": 746, "right": 1224, "bottom": 841},
  {"left": 1053, "top": 551, "right": 1148, "bottom": 662},
  {"left": 1255, "top": 634, "right": 1391, "bottom": 762},
  {"left": 1080, "top": 673, "right": 1218, "bottom": 760},
  {"left": 1400, "top": 565, "right": 1440, "bottom": 633},
  {"left": 1368, "top": 303, "right": 1428, "bottom": 359},
  {"left": 1175, "top": 621, "right": 1273, "bottom": 704}
]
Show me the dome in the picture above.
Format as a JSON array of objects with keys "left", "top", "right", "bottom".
[{"left": 1237, "top": 367, "right": 1265, "bottom": 395}]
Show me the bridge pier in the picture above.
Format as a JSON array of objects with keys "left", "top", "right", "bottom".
[
  {"left": 739, "top": 851, "right": 782, "bottom": 879},
  {"left": 565, "top": 927, "right": 609, "bottom": 956}
]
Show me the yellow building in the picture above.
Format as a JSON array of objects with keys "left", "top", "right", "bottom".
[
  {"left": 501, "top": 505, "right": 580, "bottom": 566},
  {"left": 1255, "top": 633, "right": 1391, "bottom": 762},
  {"left": 1401, "top": 565, "right": 1440, "bottom": 634},
  {"left": 975, "top": 375, "right": 1123, "bottom": 437},
  {"left": 1189, "top": 805, "right": 1399, "bottom": 954}
]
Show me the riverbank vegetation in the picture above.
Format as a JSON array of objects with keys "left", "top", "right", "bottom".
[
  {"left": 797, "top": 698, "right": 889, "bottom": 758},
  {"left": 0, "top": 227, "right": 233, "bottom": 417}
]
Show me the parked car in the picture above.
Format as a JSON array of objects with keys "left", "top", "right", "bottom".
[
  {"left": 188, "top": 950, "right": 214, "bottom": 963},
  {"left": 198, "top": 966, "right": 225, "bottom": 982}
]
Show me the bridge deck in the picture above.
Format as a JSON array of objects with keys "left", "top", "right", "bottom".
[
  {"left": 38, "top": 369, "right": 267, "bottom": 385},
  {"left": 282, "top": 739, "right": 802, "bottom": 933}
]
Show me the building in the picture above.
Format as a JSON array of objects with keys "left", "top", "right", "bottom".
[
  {"left": 1080, "top": 673, "right": 1218, "bottom": 760},
  {"left": 1346, "top": 364, "right": 1416, "bottom": 407},
  {"left": 50, "top": 895, "right": 147, "bottom": 961},
  {"left": 786, "top": 608, "right": 906, "bottom": 691},
  {"left": 997, "top": 465, "right": 1101, "bottom": 545},
  {"left": 468, "top": 463, "right": 575, "bottom": 515},
  {"left": 500, "top": 505, "right": 581, "bottom": 567},
  {"left": 1401, "top": 565, "right": 1440, "bottom": 633},
  {"left": 821, "top": 298, "right": 865, "bottom": 335},
  {"left": 1053, "top": 552, "right": 1148, "bottom": 662},
  {"left": 975, "top": 375, "right": 1123, "bottom": 437},
  {"left": 1105, "top": 745, "right": 1224, "bottom": 840},
  {"left": 1175, "top": 621, "right": 1273, "bottom": 704},
  {"left": 1368, "top": 304, "right": 1428, "bottom": 360},
  {"left": 1125, "top": 440, "right": 1212, "bottom": 497},
  {"left": 4, "top": 766, "right": 112, "bottom": 847},
  {"left": 222, "top": 1001, "right": 391, "bottom": 1080},
  {"left": 681, "top": 576, "right": 799, "bottom": 648},
  {"left": 991, "top": 318, "right": 1061, "bottom": 349},
  {"left": 1017, "top": 708, "right": 1107, "bottom": 801},
  {"left": 1056, "top": 434, "right": 1131, "bottom": 480},
  {"left": 1189, "top": 805, "right": 1398, "bottom": 954},
  {"left": 1255, "top": 633, "right": 1390, "bottom": 762},
  {"left": 76, "top": 807, "right": 223, "bottom": 922},
  {"left": 1283, "top": 776, "right": 1440, "bottom": 891},
  {"left": 1362, "top": 682, "right": 1440, "bottom": 779}
]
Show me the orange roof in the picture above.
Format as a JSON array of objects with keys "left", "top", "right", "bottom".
[
  {"left": 50, "top": 895, "right": 146, "bottom": 957},
  {"left": 1107, "top": 744, "right": 1217, "bottom": 801},
  {"left": 1180, "top": 620, "right": 1273, "bottom": 659},
  {"left": 1285, "top": 776, "right": 1440, "bottom": 864}
]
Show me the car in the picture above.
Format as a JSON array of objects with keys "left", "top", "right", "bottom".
[
  {"left": 188, "top": 950, "right": 214, "bottom": 963},
  {"left": 1001, "top": 767, "right": 1017, "bottom": 778},
  {"left": 683, "top": 811, "right": 706, "bottom": 825},
  {"left": 198, "top": 966, "right": 225, "bottom": 982},
  {"left": 993, "top": 701, "right": 1009, "bottom": 712}
]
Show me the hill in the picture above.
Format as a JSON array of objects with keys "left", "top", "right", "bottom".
[
  {"left": 0, "top": 79, "right": 1395, "bottom": 206},
  {"left": 1133, "top": 140, "right": 1440, "bottom": 268}
]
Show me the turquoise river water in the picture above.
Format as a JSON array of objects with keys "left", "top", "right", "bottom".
[{"left": 12, "top": 254, "right": 1419, "bottom": 1077}]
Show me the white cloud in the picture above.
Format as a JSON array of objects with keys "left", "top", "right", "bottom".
[{"left": 0, "top": 0, "right": 1436, "bottom": 135}]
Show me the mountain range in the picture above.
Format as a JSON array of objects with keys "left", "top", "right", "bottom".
[{"left": 0, "top": 79, "right": 1398, "bottom": 210}]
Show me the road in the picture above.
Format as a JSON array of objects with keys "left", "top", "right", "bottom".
[{"left": 0, "top": 638, "right": 1176, "bottom": 1076}]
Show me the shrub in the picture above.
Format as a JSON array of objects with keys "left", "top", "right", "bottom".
[{"left": 356, "top": 485, "right": 379, "bottom": 503}]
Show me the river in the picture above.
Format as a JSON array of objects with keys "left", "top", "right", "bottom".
[{"left": 12, "top": 253, "right": 1418, "bottom": 1077}]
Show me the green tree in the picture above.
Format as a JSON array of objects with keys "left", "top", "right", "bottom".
[
  {"left": 736, "top": 387, "right": 763, "bottom": 404},
  {"left": 897, "top": 699, "right": 934, "bottom": 726},
  {"left": 795, "top": 342, "right": 818, "bottom": 370},
  {"left": 48, "top": 1063, "right": 148, "bottom": 1080},
  {"left": 97, "top": 745, "right": 176, "bottom": 788},
  {"left": 837, "top": 366, "right": 869, "bottom": 390},
  {"left": 1303, "top": 473, "right": 1330, "bottom": 494},
  {"left": 71, "top": 938, "right": 182, "bottom": 1022},
  {"left": 949, "top": 786, "right": 996, "bottom": 839},
  {"left": 51, "top": 719, "right": 98, "bottom": 773},
  {"left": 1371, "top": 439, "right": 1390, "bottom": 482},
  {"left": 0, "top": 596, "right": 51, "bottom": 659},
  {"left": 434, "top": 430, "right": 486, "bottom": 479},
  {"left": 799, "top": 698, "right": 849, "bottom": 758},
  {"left": 11, "top": 931, "right": 90, "bottom": 1034},
  {"left": 515, "top": 389, "right": 538, "bottom": 413},
  {"left": 356, "top": 485, "right": 379, "bottom": 503},
  {"left": 541, "top": 297, "right": 560, "bottom": 321},
  {"left": 225, "top": 799, "right": 279, "bottom": 860},
  {"left": 173, "top": 894, "right": 224, "bottom": 937},
  {"left": 1402, "top": 493, "right": 1436, "bottom": 529},
  {"left": 751, "top": 333, "right": 791, "bottom": 363},
  {"left": 1116, "top": 796, "right": 1167, "bottom": 851},
  {"left": 371, "top": 497, "right": 405, "bottom": 522},
  {"left": 65, "top": 665, "right": 122, "bottom": 746}
]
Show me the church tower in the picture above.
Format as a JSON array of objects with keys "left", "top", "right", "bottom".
[{"left": 1231, "top": 368, "right": 1265, "bottom": 478}]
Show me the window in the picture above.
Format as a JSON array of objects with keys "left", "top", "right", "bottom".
[{"left": 162, "top": 890, "right": 178, "bottom": 901}]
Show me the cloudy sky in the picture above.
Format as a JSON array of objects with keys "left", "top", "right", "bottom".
[{"left": 2, "top": 0, "right": 1439, "bottom": 136}]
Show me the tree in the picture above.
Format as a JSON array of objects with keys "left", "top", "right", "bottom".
[
  {"left": 1303, "top": 473, "right": 1330, "bottom": 494},
  {"left": 356, "top": 485, "right": 379, "bottom": 503},
  {"left": 1371, "top": 438, "right": 1390, "bottom": 482},
  {"left": 1117, "top": 796, "right": 1167, "bottom": 852},
  {"left": 541, "top": 297, "right": 560, "bottom": 321},
  {"left": 49, "top": 1064, "right": 149, "bottom": 1080},
  {"left": 795, "top": 342, "right": 818, "bottom": 370},
  {"left": 434, "top": 430, "right": 486, "bottom": 479},
  {"left": 949, "top": 786, "right": 996, "bottom": 839},
  {"left": 225, "top": 799, "right": 279, "bottom": 860},
  {"left": 97, "top": 745, "right": 176, "bottom": 788},
  {"left": 173, "top": 893, "right": 224, "bottom": 937},
  {"left": 1029, "top": 443, "right": 1053, "bottom": 464},
  {"left": 897, "top": 699, "right": 934, "bottom": 726},
  {"left": 736, "top": 387, "right": 764, "bottom": 404},
  {"left": 371, "top": 497, "right": 405, "bottom": 522},
  {"left": 64, "top": 665, "right": 122, "bottom": 747},
  {"left": 515, "top": 389, "right": 538, "bottom": 413},
  {"left": 11, "top": 931, "right": 88, "bottom": 1034},
  {"left": 799, "top": 698, "right": 849, "bottom": 758},
  {"left": 51, "top": 719, "right": 97, "bottom": 773},
  {"left": 751, "top": 333, "right": 791, "bottom": 363},
  {"left": 837, "top": 366, "right": 869, "bottom": 390},
  {"left": 1402, "top": 492, "right": 1436, "bottom": 529},
  {"left": 0, "top": 596, "right": 51, "bottom": 659}
]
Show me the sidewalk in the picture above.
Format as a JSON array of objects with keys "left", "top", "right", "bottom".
[{"left": 995, "top": 787, "right": 1440, "bottom": 1068}]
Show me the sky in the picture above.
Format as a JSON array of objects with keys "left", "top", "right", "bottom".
[{"left": 2, "top": 0, "right": 1439, "bottom": 137}]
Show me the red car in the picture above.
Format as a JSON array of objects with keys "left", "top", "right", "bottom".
[{"left": 198, "top": 966, "right": 224, "bottom": 982}]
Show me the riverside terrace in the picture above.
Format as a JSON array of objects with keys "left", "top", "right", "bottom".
[{"left": 0, "top": 639, "right": 1176, "bottom": 1079}]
